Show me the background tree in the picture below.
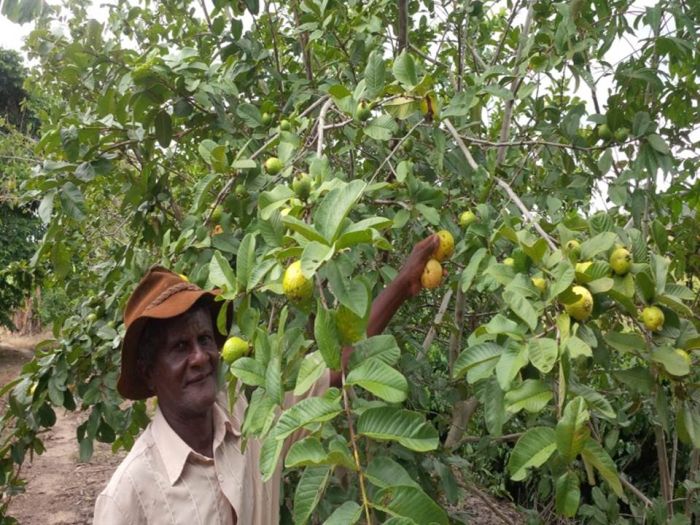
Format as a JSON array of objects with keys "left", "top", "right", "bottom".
[{"left": 0, "top": 0, "right": 699, "bottom": 523}]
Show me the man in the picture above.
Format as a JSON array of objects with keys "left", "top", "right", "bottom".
[{"left": 94, "top": 234, "right": 439, "bottom": 524}]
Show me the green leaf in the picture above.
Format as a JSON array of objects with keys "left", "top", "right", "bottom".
[
  {"left": 293, "top": 466, "right": 331, "bottom": 525},
  {"left": 59, "top": 182, "right": 86, "bottom": 221},
  {"left": 230, "top": 357, "right": 266, "bottom": 386},
  {"left": 646, "top": 133, "right": 670, "bottom": 154},
  {"left": 294, "top": 351, "right": 326, "bottom": 396},
  {"left": 323, "top": 501, "right": 362, "bottom": 525},
  {"left": 301, "top": 241, "right": 334, "bottom": 277},
  {"left": 604, "top": 331, "right": 645, "bottom": 355},
  {"left": 580, "top": 438, "right": 623, "bottom": 497},
  {"left": 364, "top": 114, "right": 399, "bottom": 141},
  {"left": 189, "top": 173, "right": 218, "bottom": 214},
  {"left": 314, "top": 304, "right": 341, "bottom": 370},
  {"left": 579, "top": 232, "right": 617, "bottom": 260},
  {"left": 550, "top": 260, "right": 576, "bottom": 297},
  {"left": 314, "top": 180, "right": 366, "bottom": 242},
  {"left": 651, "top": 253, "right": 669, "bottom": 295},
  {"left": 505, "top": 379, "right": 553, "bottom": 414},
  {"left": 325, "top": 263, "right": 370, "bottom": 317},
  {"left": 154, "top": 109, "right": 172, "bottom": 147},
  {"left": 282, "top": 215, "right": 328, "bottom": 244},
  {"left": 364, "top": 51, "right": 386, "bottom": 99},
  {"left": 209, "top": 250, "right": 237, "bottom": 292},
  {"left": 346, "top": 358, "right": 408, "bottom": 403},
  {"left": 556, "top": 397, "right": 590, "bottom": 462},
  {"left": 366, "top": 457, "right": 420, "bottom": 489},
  {"left": 496, "top": 344, "right": 529, "bottom": 390},
  {"left": 357, "top": 407, "right": 439, "bottom": 451},
  {"left": 652, "top": 346, "right": 689, "bottom": 377},
  {"left": 569, "top": 383, "right": 616, "bottom": 421},
  {"left": 260, "top": 432, "right": 285, "bottom": 481},
  {"left": 265, "top": 355, "right": 282, "bottom": 405},
  {"left": 236, "top": 233, "right": 255, "bottom": 288},
  {"left": 441, "top": 90, "right": 475, "bottom": 117},
  {"left": 372, "top": 486, "right": 449, "bottom": 525},
  {"left": 393, "top": 51, "right": 418, "bottom": 88},
  {"left": 460, "top": 248, "right": 487, "bottom": 292},
  {"left": 565, "top": 336, "right": 592, "bottom": 359},
  {"left": 556, "top": 471, "right": 581, "bottom": 517},
  {"left": 349, "top": 335, "right": 401, "bottom": 368},
  {"left": 484, "top": 377, "right": 507, "bottom": 436},
  {"left": 275, "top": 391, "right": 342, "bottom": 440},
  {"left": 453, "top": 342, "right": 502, "bottom": 380},
  {"left": 678, "top": 402, "right": 700, "bottom": 449},
  {"left": 285, "top": 437, "right": 351, "bottom": 469},
  {"left": 508, "top": 427, "right": 557, "bottom": 481},
  {"left": 528, "top": 338, "right": 559, "bottom": 373},
  {"left": 503, "top": 290, "right": 538, "bottom": 331}
]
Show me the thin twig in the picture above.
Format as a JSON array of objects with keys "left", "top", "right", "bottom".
[
  {"left": 458, "top": 133, "right": 611, "bottom": 152},
  {"left": 620, "top": 474, "right": 653, "bottom": 508},
  {"left": 493, "top": 177, "right": 558, "bottom": 251},
  {"left": 443, "top": 118, "right": 478, "bottom": 171},
  {"left": 419, "top": 289, "right": 453, "bottom": 359},
  {"left": 368, "top": 120, "right": 422, "bottom": 185},
  {"left": 342, "top": 383, "right": 373, "bottom": 524}
]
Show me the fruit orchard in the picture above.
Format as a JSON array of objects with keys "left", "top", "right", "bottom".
[{"left": 1, "top": 0, "right": 699, "bottom": 523}]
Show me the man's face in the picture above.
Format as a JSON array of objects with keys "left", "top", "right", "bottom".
[{"left": 146, "top": 308, "right": 220, "bottom": 419}]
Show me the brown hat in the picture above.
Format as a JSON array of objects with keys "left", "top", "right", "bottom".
[{"left": 118, "top": 266, "right": 229, "bottom": 400}]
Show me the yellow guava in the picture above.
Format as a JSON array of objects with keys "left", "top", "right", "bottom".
[
  {"left": 283, "top": 260, "right": 313, "bottom": 303},
  {"left": 641, "top": 305, "right": 664, "bottom": 332},
  {"left": 564, "top": 285, "right": 593, "bottom": 321},
  {"left": 222, "top": 336, "right": 249, "bottom": 364},
  {"left": 421, "top": 259, "right": 443, "bottom": 289},
  {"left": 433, "top": 230, "right": 454, "bottom": 261}
]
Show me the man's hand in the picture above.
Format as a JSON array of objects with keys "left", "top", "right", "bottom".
[{"left": 396, "top": 233, "right": 440, "bottom": 297}]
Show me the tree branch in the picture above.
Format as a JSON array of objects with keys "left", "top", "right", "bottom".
[
  {"left": 419, "top": 289, "right": 453, "bottom": 360},
  {"left": 316, "top": 98, "right": 334, "bottom": 158},
  {"left": 397, "top": 0, "right": 408, "bottom": 53}
]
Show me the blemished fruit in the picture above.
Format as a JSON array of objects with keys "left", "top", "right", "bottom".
[
  {"left": 421, "top": 259, "right": 443, "bottom": 289},
  {"left": 565, "top": 239, "right": 581, "bottom": 257},
  {"left": 222, "top": 336, "right": 249, "bottom": 364},
  {"left": 503, "top": 257, "right": 515, "bottom": 267},
  {"left": 532, "top": 277, "right": 547, "bottom": 293},
  {"left": 564, "top": 285, "right": 594, "bottom": 321},
  {"left": 355, "top": 101, "right": 372, "bottom": 121},
  {"left": 459, "top": 210, "right": 477, "bottom": 227},
  {"left": 212, "top": 224, "right": 224, "bottom": 236},
  {"left": 264, "top": 157, "right": 283, "bottom": 175},
  {"left": 283, "top": 261, "right": 313, "bottom": 303},
  {"left": 610, "top": 247, "right": 632, "bottom": 276},
  {"left": 433, "top": 230, "right": 454, "bottom": 261},
  {"left": 598, "top": 124, "right": 613, "bottom": 141},
  {"left": 641, "top": 306, "right": 664, "bottom": 332},
  {"left": 292, "top": 173, "right": 312, "bottom": 200},
  {"left": 279, "top": 119, "right": 291, "bottom": 131},
  {"left": 336, "top": 305, "right": 365, "bottom": 344}
]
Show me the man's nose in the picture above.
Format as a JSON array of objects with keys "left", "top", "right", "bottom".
[{"left": 190, "top": 342, "right": 211, "bottom": 366}]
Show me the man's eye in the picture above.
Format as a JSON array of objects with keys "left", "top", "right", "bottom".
[{"left": 199, "top": 335, "right": 214, "bottom": 345}]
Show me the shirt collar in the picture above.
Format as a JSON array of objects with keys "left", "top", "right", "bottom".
[{"left": 151, "top": 402, "right": 240, "bottom": 486}]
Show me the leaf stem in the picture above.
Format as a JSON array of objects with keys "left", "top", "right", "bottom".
[{"left": 341, "top": 383, "right": 372, "bottom": 524}]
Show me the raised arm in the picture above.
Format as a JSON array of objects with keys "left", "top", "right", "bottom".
[{"left": 330, "top": 234, "right": 440, "bottom": 386}]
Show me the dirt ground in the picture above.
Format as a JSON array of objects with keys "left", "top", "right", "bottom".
[{"left": 0, "top": 330, "right": 524, "bottom": 525}]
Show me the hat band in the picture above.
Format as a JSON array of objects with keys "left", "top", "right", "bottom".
[{"left": 144, "top": 282, "right": 202, "bottom": 312}]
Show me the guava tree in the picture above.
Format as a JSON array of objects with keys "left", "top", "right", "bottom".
[{"left": 1, "top": 0, "right": 699, "bottom": 522}]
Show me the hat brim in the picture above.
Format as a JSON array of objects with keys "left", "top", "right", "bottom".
[{"left": 117, "top": 289, "right": 231, "bottom": 400}]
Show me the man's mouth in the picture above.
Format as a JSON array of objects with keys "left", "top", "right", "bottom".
[{"left": 187, "top": 371, "right": 213, "bottom": 386}]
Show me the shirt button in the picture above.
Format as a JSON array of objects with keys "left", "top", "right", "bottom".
[{"left": 218, "top": 474, "right": 224, "bottom": 483}]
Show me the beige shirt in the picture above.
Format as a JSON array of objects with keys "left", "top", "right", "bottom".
[{"left": 94, "top": 377, "right": 328, "bottom": 525}]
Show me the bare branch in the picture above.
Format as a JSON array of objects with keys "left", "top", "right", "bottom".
[
  {"left": 419, "top": 289, "right": 453, "bottom": 359},
  {"left": 316, "top": 98, "right": 334, "bottom": 158}
]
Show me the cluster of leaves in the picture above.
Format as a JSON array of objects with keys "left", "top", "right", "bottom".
[{"left": 0, "top": 0, "right": 698, "bottom": 522}]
